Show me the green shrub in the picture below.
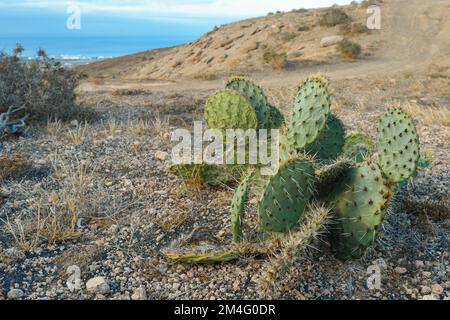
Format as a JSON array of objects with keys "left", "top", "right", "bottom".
[{"left": 0, "top": 45, "right": 84, "bottom": 123}]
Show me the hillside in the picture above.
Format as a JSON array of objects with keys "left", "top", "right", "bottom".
[{"left": 77, "top": 0, "right": 450, "bottom": 82}]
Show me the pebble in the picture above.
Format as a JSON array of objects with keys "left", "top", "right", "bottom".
[
  {"left": 7, "top": 289, "right": 24, "bottom": 299},
  {"left": 155, "top": 151, "right": 169, "bottom": 161},
  {"left": 415, "top": 260, "right": 425, "bottom": 269},
  {"left": 86, "top": 277, "right": 110, "bottom": 294},
  {"left": 431, "top": 284, "right": 444, "bottom": 295},
  {"left": 395, "top": 267, "right": 407, "bottom": 275},
  {"left": 420, "top": 286, "right": 432, "bottom": 295},
  {"left": 131, "top": 286, "right": 147, "bottom": 300}
]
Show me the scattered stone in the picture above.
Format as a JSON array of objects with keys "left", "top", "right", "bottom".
[
  {"left": 395, "top": 267, "right": 407, "bottom": 275},
  {"left": 431, "top": 284, "right": 444, "bottom": 295},
  {"left": 7, "top": 289, "right": 24, "bottom": 299},
  {"left": 86, "top": 277, "right": 110, "bottom": 294},
  {"left": 320, "top": 35, "right": 344, "bottom": 47},
  {"left": 422, "top": 294, "right": 439, "bottom": 300},
  {"left": 420, "top": 286, "right": 432, "bottom": 295},
  {"left": 131, "top": 287, "right": 147, "bottom": 300},
  {"left": 155, "top": 151, "right": 169, "bottom": 161},
  {"left": 415, "top": 260, "right": 425, "bottom": 269}
]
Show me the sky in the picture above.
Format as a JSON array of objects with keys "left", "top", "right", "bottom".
[{"left": 0, "top": 0, "right": 355, "bottom": 57}]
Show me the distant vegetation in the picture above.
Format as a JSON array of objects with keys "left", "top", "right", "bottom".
[{"left": 0, "top": 45, "right": 90, "bottom": 125}]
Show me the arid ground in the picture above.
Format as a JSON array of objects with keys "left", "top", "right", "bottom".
[{"left": 1, "top": 0, "right": 449, "bottom": 300}]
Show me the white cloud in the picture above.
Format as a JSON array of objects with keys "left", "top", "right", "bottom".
[{"left": 0, "top": 0, "right": 354, "bottom": 18}]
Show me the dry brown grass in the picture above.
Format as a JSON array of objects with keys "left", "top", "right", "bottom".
[
  {"left": 0, "top": 153, "right": 32, "bottom": 181},
  {"left": 263, "top": 50, "right": 288, "bottom": 70},
  {"left": 2, "top": 158, "right": 92, "bottom": 250},
  {"left": 193, "top": 73, "right": 218, "bottom": 81},
  {"left": 337, "top": 40, "right": 362, "bottom": 59},
  {"left": 319, "top": 8, "right": 351, "bottom": 27},
  {"left": 111, "top": 88, "right": 147, "bottom": 96},
  {"left": 402, "top": 102, "right": 450, "bottom": 127},
  {"left": 339, "top": 22, "right": 369, "bottom": 36}
]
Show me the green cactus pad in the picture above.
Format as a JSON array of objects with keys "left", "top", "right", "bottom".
[
  {"left": 287, "top": 76, "right": 331, "bottom": 149},
  {"left": 230, "top": 173, "right": 251, "bottom": 243},
  {"left": 316, "top": 157, "right": 355, "bottom": 199},
  {"left": 258, "top": 157, "right": 316, "bottom": 232},
  {"left": 267, "top": 104, "right": 285, "bottom": 129},
  {"left": 204, "top": 89, "right": 258, "bottom": 130},
  {"left": 329, "top": 160, "right": 393, "bottom": 260},
  {"left": 226, "top": 77, "right": 271, "bottom": 129},
  {"left": 279, "top": 130, "right": 298, "bottom": 162},
  {"left": 377, "top": 108, "right": 420, "bottom": 183},
  {"left": 306, "top": 114, "right": 345, "bottom": 161},
  {"left": 342, "top": 132, "right": 374, "bottom": 163}
]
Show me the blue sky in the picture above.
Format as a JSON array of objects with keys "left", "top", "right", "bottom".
[{"left": 0, "top": 1, "right": 355, "bottom": 57}]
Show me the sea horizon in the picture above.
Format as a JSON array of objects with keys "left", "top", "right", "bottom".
[{"left": 0, "top": 34, "right": 204, "bottom": 65}]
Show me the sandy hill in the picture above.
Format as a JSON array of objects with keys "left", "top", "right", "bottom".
[{"left": 77, "top": 0, "right": 450, "bottom": 82}]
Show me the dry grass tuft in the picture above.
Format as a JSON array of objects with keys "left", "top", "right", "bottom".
[
  {"left": 319, "top": 8, "right": 351, "bottom": 27},
  {"left": 263, "top": 50, "right": 288, "bottom": 70},
  {"left": 0, "top": 152, "right": 32, "bottom": 181},
  {"left": 337, "top": 40, "right": 362, "bottom": 59},
  {"left": 111, "top": 89, "right": 147, "bottom": 97},
  {"left": 402, "top": 103, "right": 450, "bottom": 127},
  {"left": 67, "top": 121, "right": 90, "bottom": 144}
]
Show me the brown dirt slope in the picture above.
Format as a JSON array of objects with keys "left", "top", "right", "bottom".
[{"left": 77, "top": 0, "right": 450, "bottom": 82}]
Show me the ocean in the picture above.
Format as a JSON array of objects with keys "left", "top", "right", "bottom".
[{"left": 0, "top": 35, "right": 199, "bottom": 65}]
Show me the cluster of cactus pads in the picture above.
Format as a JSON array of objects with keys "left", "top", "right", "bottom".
[{"left": 166, "top": 75, "right": 426, "bottom": 296}]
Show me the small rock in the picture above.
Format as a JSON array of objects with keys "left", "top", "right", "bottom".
[
  {"left": 431, "top": 284, "right": 444, "bottom": 295},
  {"left": 422, "top": 271, "right": 432, "bottom": 278},
  {"left": 131, "top": 286, "right": 147, "bottom": 300},
  {"left": 86, "top": 277, "right": 110, "bottom": 294},
  {"left": 415, "top": 260, "right": 424, "bottom": 269},
  {"left": 420, "top": 286, "right": 432, "bottom": 295},
  {"left": 155, "top": 151, "right": 169, "bottom": 161},
  {"left": 7, "top": 289, "right": 24, "bottom": 299},
  {"left": 320, "top": 35, "right": 344, "bottom": 47},
  {"left": 395, "top": 267, "right": 407, "bottom": 275},
  {"left": 422, "top": 294, "right": 439, "bottom": 300}
]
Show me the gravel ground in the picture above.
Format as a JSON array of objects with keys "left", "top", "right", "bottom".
[{"left": 0, "top": 77, "right": 449, "bottom": 301}]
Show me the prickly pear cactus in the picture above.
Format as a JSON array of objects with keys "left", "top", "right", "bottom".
[
  {"left": 230, "top": 173, "right": 251, "bottom": 243},
  {"left": 267, "top": 104, "right": 285, "bottom": 129},
  {"left": 306, "top": 114, "right": 345, "bottom": 161},
  {"left": 377, "top": 108, "right": 420, "bottom": 183},
  {"left": 258, "top": 157, "right": 316, "bottom": 232},
  {"left": 316, "top": 157, "right": 355, "bottom": 199},
  {"left": 287, "top": 76, "right": 331, "bottom": 149},
  {"left": 342, "top": 132, "right": 374, "bottom": 163},
  {"left": 329, "top": 160, "right": 393, "bottom": 260},
  {"left": 204, "top": 89, "right": 258, "bottom": 130},
  {"left": 226, "top": 77, "right": 271, "bottom": 129},
  {"left": 279, "top": 129, "right": 298, "bottom": 162}
]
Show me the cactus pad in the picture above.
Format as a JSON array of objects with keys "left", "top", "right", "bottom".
[
  {"left": 377, "top": 108, "right": 420, "bottom": 183},
  {"left": 226, "top": 77, "right": 271, "bottom": 128},
  {"left": 230, "top": 173, "right": 251, "bottom": 243},
  {"left": 342, "top": 132, "right": 374, "bottom": 163},
  {"left": 306, "top": 114, "right": 345, "bottom": 161},
  {"left": 204, "top": 89, "right": 258, "bottom": 130},
  {"left": 329, "top": 160, "right": 393, "bottom": 260},
  {"left": 287, "top": 76, "right": 331, "bottom": 149},
  {"left": 258, "top": 157, "right": 316, "bottom": 232},
  {"left": 267, "top": 104, "right": 285, "bottom": 129},
  {"left": 316, "top": 157, "right": 355, "bottom": 199}
]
